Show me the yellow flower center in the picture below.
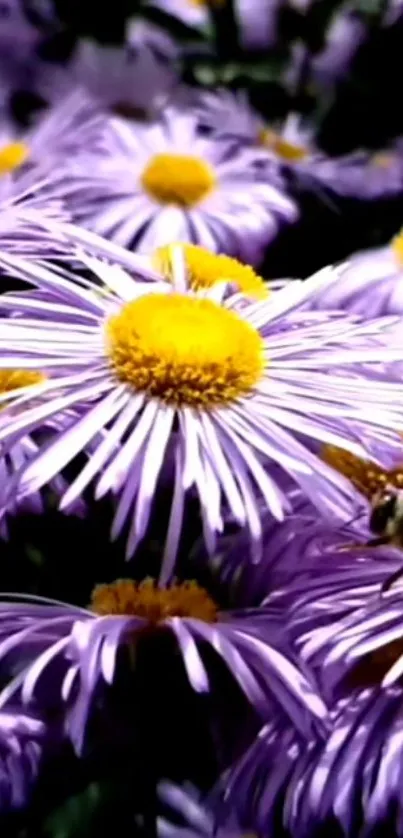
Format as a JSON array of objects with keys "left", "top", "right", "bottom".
[
  {"left": 0, "top": 369, "right": 45, "bottom": 394},
  {"left": 90, "top": 578, "right": 218, "bottom": 623},
  {"left": 106, "top": 293, "right": 264, "bottom": 407},
  {"left": 321, "top": 444, "right": 403, "bottom": 499},
  {"left": 187, "top": 0, "right": 225, "bottom": 5},
  {"left": 392, "top": 229, "right": 403, "bottom": 266},
  {"left": 141, "top": 153, "right": 216, "bottom": 207},
  {"left": 0, "top": 142, "right": 29, "bottom": 176},
  {"left": 259, "top": 128, "right": 308, "bottom": 161},
  {"left": 371, "top": 152, "right": 395, "bottom": 169},
  {"left": 154, "top": 243, "right": 268, "bottom": 299}
]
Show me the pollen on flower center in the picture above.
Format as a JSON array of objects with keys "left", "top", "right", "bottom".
[
  {"left": 0, "top": 142, "right": 29, "bottom": 176},
  {"left": 321, "top": 444, "right": 403, "bottom": 498},
  {"left": 106, "top": 293, "right": 264, "bottom": 407},
  {"left": 259, "top": 129, "right": 308, "bottom": 162},
  {"left": 141, "top": 153, "right": 216, "bottom": 207},
  {"left": 154, "top": 243, "right": 268, "bottom": 299},
  {"left": 392, "top": 229, "right": 403, "bottom": 266},
  {"left": 90, "top": 578, "right": 218, "bottom": 623},
  {"left": 188, "top": 0, "right": 224, "bottom": 6},
  {"left": 371, "top": 152, "right": 395, "bottom": 169},
  {"left": 0, "top": 369, "right": 45, "bottom": 394}
]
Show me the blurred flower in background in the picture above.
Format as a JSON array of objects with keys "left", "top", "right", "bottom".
[{"left": 0, "top": 0, "right": 403, "bottom": 836}]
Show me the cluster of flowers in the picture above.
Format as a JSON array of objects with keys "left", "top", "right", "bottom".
[{"left": 0, "top": 0, "right": 403, "bottom": 835}]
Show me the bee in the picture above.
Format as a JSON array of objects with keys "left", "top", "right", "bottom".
[
  {"left": 336, "top": 486, "right": 403, "bottom": 592},
  {"left": 368, "top": 487, "right": 403, "bottom": 549},
  {"left": 367, "top": 487, "right": 403, "bottom": 592}
]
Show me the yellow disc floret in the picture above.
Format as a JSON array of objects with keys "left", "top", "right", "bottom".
[
  {"left": 154, "top": 243, "right": 268, "bottom": 299},
  {"left": 259, "top": 128, "right": 308, "bottom": 161},
  {"left": 106, "top": 292, "right": 264, "bottom": 407},
  {"left": 187, "top": 0, "right": 225, "bottom": 6},
  {"left": 90, "top": 578, "right": 218, "bottom": 623},
  {"left": 392, "top": 229, "right": 403, "bottom": 266},
  {"left": 0, "top": 369, "right": 45, "bottom": 394},
  {"left": 141, "top": 153, "right": 216, "bottom": 206},
  {"left": 0, "top": 142, "right": 29, "bottom": 176}
]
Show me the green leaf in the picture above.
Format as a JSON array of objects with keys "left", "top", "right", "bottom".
[{"left": 43, "top": 783, "right": 102, "bottom": 838}]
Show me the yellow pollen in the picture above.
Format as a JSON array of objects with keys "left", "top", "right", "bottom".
[
  {"left": 392, "top": 229, "right": 403, "bottom": 266},
  {"left": 0, "top": 369, "right": 45, "bottom": 395},
  {"left": 258, "top": 128, "right": 308, "bottom": 161},
  {"left": 141, "top": 153, "right": 216, "bottom": 207},
  {"left": 154, "top": 243, "right": 268, "bottom": 299},
  {"left": 321, "top": 444, "right": 403, "bottom": 498},
  {"left": 371, "top": 152, "right": 395, "bottom": 169},
  {"left": 106, "top": 293, "right": 264, "bottom": 407},
  {"left": 0, "top": 142, "right": 29, "bottom": 176},
  {"left": 90, "top": 578, "right": 218, "bottom": 623},
  {"left": 187, "top": 0, "right": 225, "bottom": 5}
]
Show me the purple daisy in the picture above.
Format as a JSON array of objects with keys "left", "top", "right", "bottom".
[
  {"left": 258, "top": 120, "right": 403, "bottom": 201},
  {"left": 193, "top": 94, "right": 402, "bottom": 204},
  {"left": 54, "top": 106, "right": 297, "bottom": 263},
  {"left": 0, "top": 709, "right": 45, "bottom": 811},
  {"left": 33, "top": 27, "right": 179, "bottom": 119},
  {"left": 0, "top": 88, "right": 106, "bottom": 184},
  {"left": 196, "top": 94, "right": 403, "bottom": 203},
  {"left": 221, "top": 685, "right": 403, "bottom": 837},
  {"left": 1, "top": 251, "right": 403, "bottom": 574},
  {"left": 193, "top": 91, "right": 310, "bottom": 166},
  {"left": 285, "top": 686, "right": 403, "bottom": 838},
  {"left": 0, "top": 582, "right": 327, "bottom": 755},
  {"left": 297, "top": 230, "right": 403, "bottom": 317}
]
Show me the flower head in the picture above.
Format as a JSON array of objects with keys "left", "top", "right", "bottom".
[
  {"left": 299, "top": 231, "right": 403, "bottom": 317},
  {"left": 0, "top": 88, "right": 105, "bottom": 182},
  {"left": 1, "top": 251, "right": 403, "bottom": 576},
  {"left": 222, "top": 686, "right": 403, "bottom": 838},
  {"left": 34, "top": 30, "right": 179, "bottom": 119},
  {"left": 194, "top": 93, "right": 311, "bottom": 175},
  {"left": 0, "top": 581, "right": 326, "bottom": 755},
  {"left": 153, "top": 243, "right": 268, "bottom": 298},
  {"left": 57, "top": 107, "right": 297, "bottom": 264},
  {"left": 280, "top": 686, "right": 403, "bottom": 838},
  {"left": 194, "top": 99, "right": 399, "bottom": 205}
]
